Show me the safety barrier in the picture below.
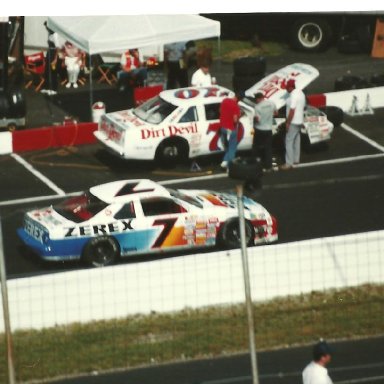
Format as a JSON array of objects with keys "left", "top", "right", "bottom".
[
  {"left": 1, "top": 230, "right": 383, "bottom": 332},
  {"left": 0, "top": 122, "right": 98, "bottom": 155}
]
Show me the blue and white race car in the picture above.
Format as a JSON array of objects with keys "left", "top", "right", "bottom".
[{"left": 18, "top": 179, "right": 278, "bottom": 267}]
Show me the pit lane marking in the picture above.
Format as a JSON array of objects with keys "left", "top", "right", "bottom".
[
  {"left": 11, "top": 153, "right": 65, "bottom": 196},
  {"left": 341, "top": 122, "right": 384, "bottom": 152}
]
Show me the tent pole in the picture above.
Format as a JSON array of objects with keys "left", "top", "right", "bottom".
[{"left": 89, "top": 54, "right": 93, "bottom": 121}]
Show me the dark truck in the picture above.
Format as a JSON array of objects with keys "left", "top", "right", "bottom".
[{"left": 202, "top": 12, "right": 381, "bottom": 53}]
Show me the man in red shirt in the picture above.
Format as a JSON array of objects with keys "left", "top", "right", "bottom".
[{"left": 219, "top": 94, "right": 241, "bottom": 169}]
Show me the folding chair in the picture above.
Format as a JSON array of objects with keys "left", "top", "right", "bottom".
[
  {"left": 97, "top": 63, "right": 118, "bottom": 86},
  {"left": 24, "top": 52, "right": 46, "bottom": 91}
]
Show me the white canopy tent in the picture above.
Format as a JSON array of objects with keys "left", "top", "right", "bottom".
[
  {"left": 46, "top": 15, "right": 220, "bottom": 120},
  {"left": 46, "top": 15, "right": 220, "bottom": 55}
]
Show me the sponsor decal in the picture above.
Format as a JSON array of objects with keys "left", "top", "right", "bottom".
[
  {"left": 261, "top": 72, "right": 300, "bottom": 99},
  {"left": 64, "top": 220, "right": 134, "bottom": 238},
  {"left": 140, "top": 123, "right": 198, "bottom": 140}
]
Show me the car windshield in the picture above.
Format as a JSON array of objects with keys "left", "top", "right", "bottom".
[
  {"left": 305, "top": 105, "right": 322, "bottom": 117},
  {"left": 168, "top": 189, "right": 204, "bottom": 208},
  {"left": 133, "top": 96, "right": 177, "bottom": 124},
  {"left": 54, "top": 192, "right": 108, "bottom": 223}
]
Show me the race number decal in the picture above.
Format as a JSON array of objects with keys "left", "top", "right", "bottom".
[
  {"left": 152, "top": 218, "right": 178, "bottom": 247},
  {"left": 207, "top": 122, "right": 245, "bottom": 151}
]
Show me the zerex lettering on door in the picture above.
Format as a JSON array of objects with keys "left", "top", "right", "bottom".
[{"left": 64, "top": 220, "right": 134, "bottom": 238}]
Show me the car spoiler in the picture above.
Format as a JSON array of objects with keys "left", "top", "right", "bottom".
[{"left": 245, "top": 63, "right": 319, "bottom": 110}]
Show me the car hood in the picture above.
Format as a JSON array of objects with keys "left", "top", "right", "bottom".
[{"left": 245, "top": 63, "right": 319, "bottom": 110}]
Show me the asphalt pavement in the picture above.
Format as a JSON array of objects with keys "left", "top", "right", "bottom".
[{"left": 49, "top": 336, "right": 384, "bottom": 384}]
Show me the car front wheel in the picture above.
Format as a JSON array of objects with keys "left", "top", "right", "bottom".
[{"left": 82, "top": 235, "right": 120, "bottom": 267}]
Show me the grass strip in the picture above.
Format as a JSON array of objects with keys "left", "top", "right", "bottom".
[{"left": 1, "top": 283, "right": 383, "bottom": 383}]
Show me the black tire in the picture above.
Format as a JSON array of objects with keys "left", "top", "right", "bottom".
[
  {"left": 337, "top": 35, "right": 362, "bottom": 54},
  {"left": 155, "top": 137, "right": 189, "bottom": 167},
  {"left": 82, "top": 236, "right": 120, "bottom": 267},
  {"left": 232, "top": 74, "right": 264, "bottom": 94},
  {"left": 290, "top": 18, "right": 332, "bottom": 52},
  {"left": 334, "top": 75, "right": 370, "bottom": 91},
  {"left": 318, "top": 106, "right": 344, "bottom": 127},
  {"left": 218, "top": 217, "right": 254, "bottom": 249},
  {"left": 233, "top": 56, "right": 266, "bottom": 77},
  {"left": 228, "top": 156, "right": 263, "bottom": 182}
]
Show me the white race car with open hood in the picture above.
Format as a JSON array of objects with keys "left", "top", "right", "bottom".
[{"left": 94, "top": 63, "right": 336, "bottom": 165}]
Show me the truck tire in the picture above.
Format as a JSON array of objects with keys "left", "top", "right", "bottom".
[
  {"left": 233, "top": 56, "right": 266, "bottom": 77},
  {"left": 337, "top": 35, "right": 362, "bottom": 54},
  {"left": 228, "top": 156, "right": 263, "bottom": 182},
  {"left": 290, "top": 18, "right": 332, "bottom": 52},
  {"left": 232, "top": 74, "right": 264, "bottom": 94}
]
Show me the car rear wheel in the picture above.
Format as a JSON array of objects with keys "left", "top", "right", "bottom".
[
  {"left": 155, "top": 137, "right": 189, "bottom": 167},
  {"left": 82, "top": 235, "right": 120, "bottom": 267},
  {"left": 218, "top": 218, "right": 254, "bottom": 249},
  {"left": 319, "top": 106, "right": 344, "bottom": 127}
]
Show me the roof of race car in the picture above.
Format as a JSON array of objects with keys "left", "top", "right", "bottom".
[
  {"left": 159, "top": 86, "right": 235, "bottom": 106},
  {"left": 90, "top": 179, "right": 170, "bottom": 204}
]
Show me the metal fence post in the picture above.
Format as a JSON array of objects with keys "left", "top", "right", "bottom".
[
  {"left": 236, "top": 184, "right": 259, "bottom": 384},
  {"left": 0, "top": 217, "right": 16, "bottom": 384}
]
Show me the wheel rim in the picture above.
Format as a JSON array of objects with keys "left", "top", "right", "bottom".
[
  {"left": 298, "top": 23, "right": 323, "bottom": 48},
  {"left": 225, "top": 220, "right": 253, "bottom": 247},
  {"left": 91, "top": 240, "right": 117, "bottom": 266},
  {"left": 162, "top": 144, "right": 179, "bottom": 159}
]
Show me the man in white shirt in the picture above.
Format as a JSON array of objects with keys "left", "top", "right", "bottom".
[
  {"left": 302, "top": 340, "right": 333, "bottom": 384},
  {"left": 191, "top": 62, "right": 213, "bottom": 87},
  {"left": 280, "top": 78, "right": 306, "bottom": 170}
]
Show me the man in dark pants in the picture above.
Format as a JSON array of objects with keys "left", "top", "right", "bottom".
[
  {"left": 252, "top": 91, "right": 277, "bottom": 172},
  {"left": 164, "top": 42, "right": 188, "bottom": 89}
]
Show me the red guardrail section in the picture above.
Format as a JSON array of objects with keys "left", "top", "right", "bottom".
[
  {"left": 307, "top": 94, "right": 326, "bottom": 108},
  {"left": 12, "top": 122, "right": 98, "bottom": 153}
]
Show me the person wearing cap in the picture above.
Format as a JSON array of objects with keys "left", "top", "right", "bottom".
[
  {"left": 302, "top": 340, "right": 333, "bottom": 384},
  {"left": 280, "top": 78, "right": 306, "bottom": 170},
  {"left": 252, "top": 91, "right": 277, "bottom": 172}
]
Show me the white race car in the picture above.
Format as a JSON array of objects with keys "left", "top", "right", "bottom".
[
  {"left": 94, "top": 63, "right": 335, "bottom": 165},
  {"left": 17, "top": 179, "right": 278, "bottom": 267}
]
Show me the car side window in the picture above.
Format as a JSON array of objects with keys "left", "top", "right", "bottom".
[
  {"left": 205, "top": 103, "right": 220, "bottom": 121},
  {"left": 114, "top": 202, "right": 136, "bottom": 219},
  {"left": 179, "top": 107, "right": 197, "bottom": 123},
  {"left": 141, "top": 197, "right": 186, "bottom": 216}
]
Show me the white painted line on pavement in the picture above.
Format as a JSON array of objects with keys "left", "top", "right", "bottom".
[
  {"left": 297, "top": 153, "right": 384, "bottom": 168},
  {"left": 341, "top": 122, "right": 384, "bottom": 152},
  {"left": 11, "top": 153, "right": 66, "bottom": 196}
]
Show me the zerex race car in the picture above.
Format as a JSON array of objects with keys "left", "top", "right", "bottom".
[
  {"left": 94, "top": 63, "right": 334, "bottom": 165},
  {"left": 17, "top": 179, "right": 278, "bottom": 267}
]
